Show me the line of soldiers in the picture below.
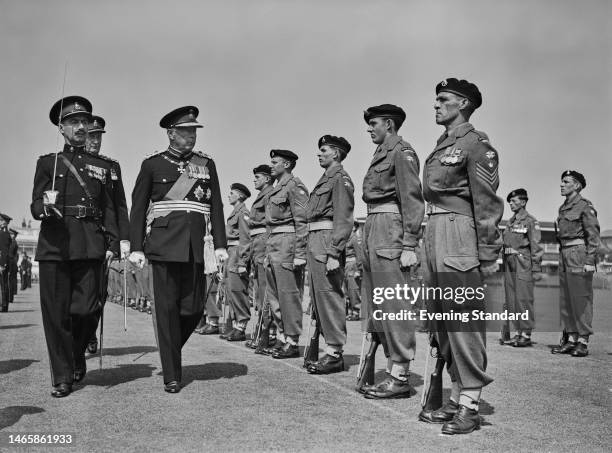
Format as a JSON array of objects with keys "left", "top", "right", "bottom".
[
  {"left": 29, "top": 77, "right": 602, "bottom": 437},
  {"left": 0, "top": 214, "right": 21, "bottom": 311}
]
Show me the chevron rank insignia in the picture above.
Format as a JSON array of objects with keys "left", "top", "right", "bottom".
[{"left": 475, "top": 162, "right": 499, "bottom": 187}]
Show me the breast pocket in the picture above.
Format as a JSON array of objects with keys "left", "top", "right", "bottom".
[
  {"left": 269, "top": 195, "right": 289, "bottom": 219},
  {"left": 374, "top": 162, "right": 391, "bottom": 188},
  {"left": 558, "top": 212, "right": 581, "bottom": 236},
  {"left": 313, "top": 186, "right": 332, "bottom": 213}
]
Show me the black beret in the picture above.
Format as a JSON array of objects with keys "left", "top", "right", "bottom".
[
  {"left": 160, "top": 106, "right": 203, "bottom": 129},
  {"left": 50, "top": 95, "right": 92, "bottom": 126},
  {"left": 318, "top": 135, "right": 351, "bottom": 154},
  {"left": 253, "top": 164, "right": 272, "bottom": 176},
  {"left": 561, "top": 170, "right": 586, "bottom": 188},
  {"left": 89, "top": 115, "right": 106, "bottom": 134},
  {"left": 270, "top": 149, "right": 298, "bottom": 161},
  {"left": 506, "top": 188, "right": 528, "bottom": 202},
  {"left": 436, "top": 78, "right": 482, "bottom": 109},
  {"left": 0, "top": 213, "right": 12, "bottom": 222},
  {"left": 231, "top": 183, "right": 251, "bottom": 198},
  {"left": 363, "top": 104, "right": 406, "bottom": 128}
]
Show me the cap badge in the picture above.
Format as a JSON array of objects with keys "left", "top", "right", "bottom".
[{"left": 441, "top": 80, "right": 448, "bottom": 87}]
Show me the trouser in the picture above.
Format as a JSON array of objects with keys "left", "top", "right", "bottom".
[
  {"left": 1, "top": 269, "right": 9, "bottom": 309},
  {"left": 307, "top": 230, "right": 347, "bottom": 347},
  {"left": 559, "top": 245, "right": 593, "bottom": 338},
  {"left": 265, "top": 232, "right": 302, "bottom": 338},
  {"left": 9, "top": 267, "right": 17, "bottom": 301},
  {"left": 362, "top": 212, "right": 416, "bottom": 363},
  {"left": 424, "top": 212, "right": 493, "bottom": 389},
  {"left": 203, "top": 274, "right": 221, "bottom": 322},
  {"left": 227, "top": 246, "right": 250, "bottom": 326},
  {"left": 503, "top": 253, "right": 535, "bottom": 334},
  {"left": 39, "top": 260, "right": 102, "bottom": 386},
  {"left": 151, "top": 258, "right": 205, "bottom": 383},
  {"left": 344, "top": 259, "right": 361, "bottom": 312}
]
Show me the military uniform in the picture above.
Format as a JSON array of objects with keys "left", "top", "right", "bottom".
[
  {"left": 223, "top": 183, "right": 252, "bottom": 340},
  {"left": 129, "top": 106, "right": 226, "bottom": 389},
  {"left": 264, "top": 150, "right": 309, "bottom": 356},
  {"left": 553, "top": 177, "right": 600, "bottom": 356},
  {"left": 8, "top": 231, "right": 19, "bottom": 302},
  {"left": 344, "top": 229, "right": 363, "bottom": 320},
  {"left": 0, "top": 216, "right": 11, "bottom": 311},
  {"left": 31, "top": 95, "right": 119, "bottom": 394},
  {"left": 502, "top": 197, "right": 543, "bottom": 344},
  {"left": 20, "top": 256, "right": 33, "bottom": 290}
]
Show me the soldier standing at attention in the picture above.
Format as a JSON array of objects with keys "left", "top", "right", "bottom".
[
  {"left": 305, "top": 135, "right": 354, "bottom": 374},
  {"left": 129, "top": 106, "right": 227, "bottom": 393},
  {"left": 0, "top": 213, "right": 11, "bottom": 312},
  {"left": 345, "top": 221, "right": 363, "bottom": 321},
  {"left": 245, "top": 165, "right": 275, "bottom": 351},
  {"left": 31, "top": 96, "right": 118, "bottom": 397},
  {"left": 8, "top": 229, "right": 19, "bottom": 303},
  {"left": 85, "top": 115, "right": 131, "bottom": 354},
  {"left": 419, "top": 78, "right": 503, "bottom": 434},
  {"left": 220, "top": 183, "right": 252, "bottom": 342},
  {"left": 262, "top": 149, "right": 309, "bottom": 359},
  {"left": 360, "top": 104, "right": 425, "bottom": 399},
  {"left": 501, "top": 188, "right": 543, "bottom": 347},
  {"left": 552, "top": 171, "right": 600, "bottom": 357}
]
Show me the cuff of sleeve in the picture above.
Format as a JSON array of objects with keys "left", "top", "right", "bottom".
[
  {"left": 402, "top": 234, "right": 418, "bottom": 250},
  {"left": 478, "top": 244, "right": 502, "bottom": 263},
  {"left": 585, "top": 256, "right": 596, "bottom": 266}
]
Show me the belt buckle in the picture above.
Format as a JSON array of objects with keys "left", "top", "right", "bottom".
[{"left": 76, "top": 205, "right": 86, "bottom": 219}]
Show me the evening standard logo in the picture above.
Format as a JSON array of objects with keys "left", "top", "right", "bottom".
[
  {"left": 372, "top": 309, "right": 530, "bottom": 322},
  {"left": 372, "top": 284, "right": 485, "bottom": 305}
]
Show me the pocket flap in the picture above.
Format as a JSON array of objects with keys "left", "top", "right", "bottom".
[
  {"left": 375, "top": 248, "right": 402, "bottom": 260},
  {"left": 443, "top": 255, "right": 480, "bottom": 272},
  {"left": 270, "top": 196, "right": 287, "bottom": 205},
  {"left": 315, "top": 186, "right": 332, "bottom": 195},
  {"left": 374, "top": 163, "right": 391, "bottom": 173}
]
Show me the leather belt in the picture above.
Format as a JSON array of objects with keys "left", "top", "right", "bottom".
[
  {"left": 504, "top": 247, "right": 519, "bottom": 255},
  {"left": 426, "top": 204, "right": 452, "bottom": 215},
  {"left": 227, "top": 240, "right": 239, "bottom": 247},
  {"left": 561, "top": 238, "right": 585, "bottom": 248},
  {"left": 308, "top": 220, "right": 333, "bottom": 231},
  {"left": 367, "top": 202, "right": 400, "bottom": 215},
  {"left": 269, "top": 225, "right": 295, "bottom": 234},
  {"left": 346, "top": 256, "right": 356, "bottom": 263},
  {"left": 63, "top": 205, "right": 101, "bottom": 219},
  {"left": 149, "top": 201, "right": 210, "bottom": 215},
  {"left": 250, "top": 227, "right": 266, "bottom": 236}
]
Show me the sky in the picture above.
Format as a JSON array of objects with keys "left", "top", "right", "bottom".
[{"left": 1, "top": 0, "right": 611, "bottom": 228}]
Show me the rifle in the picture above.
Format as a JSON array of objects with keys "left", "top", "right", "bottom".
[
  {"left": 356, "top": 331, "right": 382, "bottom": 389},
  {"left": 303, "top": 303, "right": 320, "bottom": 368},
  {"left": 421, "top": 337, "right": 445, "bottom": 411}
]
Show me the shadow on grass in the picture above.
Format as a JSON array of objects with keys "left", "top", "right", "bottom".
[
  {"left": 80, "top": 363, "right": 157, "bottom": 388},
  {"left": 0, "top": 359, "right": 39, "bottom": 375},
  {"left": 0, "top": 406, "right": 45, "bottom": 430},
  {"left": 86, "top": 346, "right": 158, "bottom": 359},
  {"left": 182, "top": 362, "right": 248, "bottom": 388},
  {"left": 0, "top": 323, "right": 37, "bottom": 330}
]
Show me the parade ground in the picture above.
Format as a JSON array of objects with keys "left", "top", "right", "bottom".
[{"left": 1, "top": 284, "right": 610, "bottom": 452}]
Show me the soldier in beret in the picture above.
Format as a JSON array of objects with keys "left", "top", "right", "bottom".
[
  {"left": 0, "top": 213, "right": 11, "bottom": 312},
  {"left": 419, "top": 78, "right": 503, "bottom": 434},
  {"left": 359, "top": 104, "right": 425, "bottom": 398},
  {"left": 261, "top": 149, "right": 309, "bottom": 359},
  {"left": 501, "top": 188, "right": 543, "bottom": 347},
  {"left": 305, "top": 135, "right": 354, "bottom": 374},
  {"left": 552, "top": 170, "right": 601, "bottom": 357},
  {"left": 84, "top": 115, "right": 130, "bottom": 354},
  {"left": 246, "top": 165, "right": 276, "bottom": 352},
  {"left": 129, "top": 106, "right": 227, "bottom": 392},
  {"left": 219, "top": 183, "right": 252, "bottom": 342},
  {"left": 8, "top": 229, "right": 19, "bottom": 303},
  {"left": 31, "top": 96, "right": 119, "bottom": 397},
  {"left": 344, "top": 220, "right": 363, "bottom": 321}
]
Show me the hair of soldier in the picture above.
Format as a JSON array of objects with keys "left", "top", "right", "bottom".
[
  {"left": 280, "top": 156, "right": 296, "bottom": 172},
  {"left": 570, "top": 177, "right": 583, "bottom": 192},
  {"left": 330, "top": 145, "right": 347, "bottom": 162},
  {"left": 236, "top": 191, "right": 248, "bottom": 202},
  {"left": 460, "top": 97, "right": 477, "bottom": 119},
  {"left": 384, "top": 117, "right": 402, "bottom": 133}
]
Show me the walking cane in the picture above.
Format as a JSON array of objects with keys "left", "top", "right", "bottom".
[{"left": 123, "top": 258, "right": 128, "bottom": 331}]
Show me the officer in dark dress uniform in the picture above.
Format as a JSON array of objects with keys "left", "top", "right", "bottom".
[
  {"left": 420, "top": 79, "right": 503, "bottom": 434},
  {"left": 552, "top": 171, "right": 601, "bottom": 357},
  {"left": 31, "top": 96, "right": 119, "bottom": 397},
  {"left": 129, "top": 106, "right": 227, "bottom": 393},
  {"left": 85, "top": 115, "right": 131, "bottom": 354},
  {"left": 305, "top": 135, "right": 354, "bottom": 375},
  {"left": 0, "top": 213, "right": 11, "bottom": 312},
  {"left": 8, "top": 229, "right": 19, "bottom": 302}
]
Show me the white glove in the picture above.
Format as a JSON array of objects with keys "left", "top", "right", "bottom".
[
  {"left": 129, "top": 251, "right": 146, "bottom": 269},
  {"left": 215, "top": 248, "right": 229, "bottom": 264},
  {"left": 120, "top": 240, "right": 131, "bottom": 258}
]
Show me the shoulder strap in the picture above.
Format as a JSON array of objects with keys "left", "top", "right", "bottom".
[{"left": 59, "top": 154, "right": 94, "bottom": 201}]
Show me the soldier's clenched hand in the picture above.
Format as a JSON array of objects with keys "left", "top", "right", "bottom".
[
  {"left": 480, "top": 261, "right": 499, "bottom": 276},
  {"left": 326, "top": 256, "right": 340, "bottom": 273},
  {"left": 400, "top": 250, "right": 418, "bottom": 270},
  {"left": 215, "top": 248, "right": 229, "bottom": 264},
  {"left": 293, "top": 258, "right": 306, "bottom": 268},
  {"left": 129, "top": 251, "right": 146, "bottom": 269}
]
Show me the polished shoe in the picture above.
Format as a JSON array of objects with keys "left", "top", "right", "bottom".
[
  {"left": 73, "top": 367, "right": 87, "bottom": 383},
  {"left": 346, "top": 314, "right": 360, "bottom": 321},
  {"left": 272, "top": 343, "right": 300, "bottom": 359},
  {"left": 259, "top": 342, "right": 284, "bottom": 356},
  {"left": 226, "top": 329, "right": 246, "bottom": 342},
  {"left": 419, "top": 400, "right": 459, "bottom": 424},
  {"left": 364, "top": 375, "right": 412, "bottom": 399},
  {"left": 441, "top": 405, "right": 481, "bottom": 434},
  {"left": 512, "top": 336, "right": 532, "bottom": 348},
  {"left": 87, "top": 338, "right": 98, "bottom": 354},
  {"left": 51, "top": 383, "right": 72, "bottom": 398},
  {"left": 571, "top": 343, "right": 588, "bottom": 357},
  {"left": 198, "top": 324, "right": 220, "bottom": 335},
  {"left": 307, "top": 354, "right": 344, "bottom": 374},
  {"left": 500, "top": 335, "right": 519, "bottom": 346},
  {"left": 357, "top": 383, "right": 378, "bottom": 394},
  {"left": 551, "top": 341, "right": 577, "bottom": 354},
  {"left": 164, "top": 381, "right": 181, "bottom": 393},
  {"left": 219, "top": 328, "right": 235, "bottom": 340}
]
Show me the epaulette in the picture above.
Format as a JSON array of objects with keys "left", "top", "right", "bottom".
[
  {"left": 193, "top": 150, "right": 211, "bottom": 159},
  {"left": 471, "top": 129, "right": 491, "bottom": 144},
  {"left": 97, "top": 153, "right": 118, "bottom": 164},
  {"left": 144, "top": 150, "right": 165, "bottom": 160},
  {"left": 39, "top": 152, "right": 56, "bottom": 159}
]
